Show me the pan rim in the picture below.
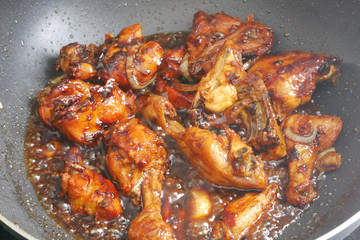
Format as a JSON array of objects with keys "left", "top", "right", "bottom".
[{"left": 0, "top": 213, "right": 38, "bottom": 240}]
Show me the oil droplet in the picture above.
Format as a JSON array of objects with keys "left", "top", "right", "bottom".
[{"left": 284, "top": 32, "right": 290, "bottom": 38}]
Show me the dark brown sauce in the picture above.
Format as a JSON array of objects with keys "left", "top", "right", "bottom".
[{"left": 24, "top": 32, "right": 323, "bottom": 240}]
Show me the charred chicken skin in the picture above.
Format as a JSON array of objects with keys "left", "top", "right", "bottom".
[
  {"left": 212, "top": 183, "right": 279, "bottom": 239},
  {"left": 282, "top": 114, "right": 342, "bottom": 207},
  {"left": 98, "top": 24, "right": 164, "bottom": 90},
  {"left": 136, "top": 95, "right": 268, "bottom": 190},
  {"left": 128, "top": 170, "right": 176, "bottom": 240},
  {"left": 104, "top": 118, "right": 168, "bottom": 204},
  {"left": 248, "top": 51, "right": 342, "bottom": 120},
  {"left": 61, "top": 164, "right": 123, "bottom": 221},
  {"left": 37, "top": 78, "right": 136, "bottom": 145},
  {"left": 185, "top": 11, "right": 273, "bottom": 80}
]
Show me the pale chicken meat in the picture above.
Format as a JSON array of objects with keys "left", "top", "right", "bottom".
[
  {"left": 282, "top": 114, "right": 342, "bottom": 207},
  {"left": 248, "top": 51, "right": 342, "bottom": 120},
  {"left": 104, "top": 118, "right": 168, "bottom": 204},
  {"left": 37, "top": 78, "right": 136, "bottom": 145},
  {"left": 211, "top": 183, "right": 279, "bottom": 239},
  {"left": 128, "top": 170, "right": 176, "bottom": 240},
  {"left": 136, "top": 95, "right": 268, "bottom": 190},
  {"left": 185, "top": 11, "right": 273, "bottom": 80}
]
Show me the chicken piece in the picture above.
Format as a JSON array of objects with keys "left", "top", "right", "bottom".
[
  {"left": 248, "top": 51, "right": 342, "bottom": 120},
  {"left": 185, "top": 11, "right": 273, "bottom": 80},
  {"left": 61, "top": 164, "right": 123, "bottom": 221},
  {"left": 282, "top": 114, "right": 342, "bottom": 207},
  {"left": 224, "top": 77, "right": 287, "bottom": 161},
  {"left": 190, "top": 40, "right": 286, "bottom": 160},
  {"left": 135, "top": 95, "right": 185, "bottom": 139},
  {"left": 128, "top": 170, "right": 176, "bottom": 240},
  {"left": 178, "top": 127, "right": 268, "bottom": 190},
  {"left": 212, "top": 183, "right": 279, "bottom": 239},
  {"left": 98, "top": 24, "right": 163, "bottom": 90},
  {"left": 56, "top": 43, "right": 99, "bottom": 80},
  {"left": 136, "top": 95, "right": 268, "bottom": 190},
  {"left": 37, "top": 79, "right": 136, "bottom": 145},
  {"left": 104, "top": 118, "right": 168, "bottom": 204},
  {"left": 158, "top": 46, "right": 187, "bottom": 82}
]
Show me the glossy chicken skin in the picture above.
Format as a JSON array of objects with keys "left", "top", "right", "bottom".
[
  {"left": 212, "top": 183, "right": 279, "bottom": 239},
  {"left": 178, "top": 127, "right": 268, "bottom": 190},
  {"left": 104, "top": 118, "right": 168, "bottom": 204},
  {"left": 282, "top": 114, "right": 342, "bottom": 207},
  {"left": 37, "top": 79, "right": 136, "bottom": 145},
  {"left": 248, "top": 51, "right": 342, "bottom": 120},
  {"left": 128, "top": 170, "right": 176, "bottom": 240},
  {"left": 186, "top": 11, "right": 273, "bottom": 80},
  {"left": 136, "top": 95, "right": 268, "bottom": 190},
  {"left": 98, "top": 24, "right": 164, "bottom": 90},
  {"left": 61, "top": 164, "right": 123, "bottom": 221},
  {"left": 56, "top": 42, "right": 99, "bottom": 80}
]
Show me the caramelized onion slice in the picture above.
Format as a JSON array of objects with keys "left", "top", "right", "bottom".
[
  {"left": 283, "top": 121, "right": 317, "bottom": 144},
  {"left": 173, "top": 81, "right": 199, "bottom": 92},
  {"left": 315, "top": 147, "right": 341, "bottom": 172}
]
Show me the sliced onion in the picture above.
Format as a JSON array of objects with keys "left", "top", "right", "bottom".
[
  {"left": 126, "top": 44, "right": 156, "bottom": 90},
  {"left": 173, "top": 81, "right": 198, "bottom": 92},
  {"left": 283, "top": 122, "right": 317, "bottom": 144},
  {"left": 179, "top": 53, "right": 195, "bottom": 83},
  {"left": 315, "top": 147, "right": 341, "bottom": 172}
]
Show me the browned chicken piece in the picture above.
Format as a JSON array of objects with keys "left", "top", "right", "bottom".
[
  {"left": 56, "top": 42, "right": 99, "bottom": 80},
  {"left": 248, "top": 51, "right": 342, "bottom": 120},
  {"left": 185, "top": 11, "right": 273, "bottom": 80},
  {"left": 282, "top": 114, "right": 342, "bottom": 207},
  {"left": 136, "top": 95, "right": 268, "bottom": 190},
  {"left": 128, "top": 170, "right": 176, "bottom": 240},
  {"left": 212, "top": 183, "right": 279, "bottom": 239},
  {"left": 104, "top": 118, "right": 168, "bottom": 204},
  {"left": 190, "top": 41, "right": 286, "bottom": 160},
  {"left": 61, "top": 164, "right": 123, "bottom": 221},
  {"left": 98, "top": 24, "right": 164, "bottom": 90},
  {"left": 178, "top": 127, "right": 268, "bottom": 190},
  {"left": 37, "top": 78, "right": 136, "bottom": 145}
]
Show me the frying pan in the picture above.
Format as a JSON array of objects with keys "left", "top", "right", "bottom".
[{"left": 0, "top": 0, "right": 359, "bottom": 239}]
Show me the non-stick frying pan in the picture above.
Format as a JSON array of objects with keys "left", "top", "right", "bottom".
[{"left": 0, "top": 0, "right": 359, "bottom": 239}]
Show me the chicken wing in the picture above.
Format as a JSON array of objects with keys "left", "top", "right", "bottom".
[
  {"left": 282, "top": 114, "right": 342, "bottom": 207},
  {"left": 98, "top": 24, "right": 163, "bottom": 90},
  {"left": 211, "top": 183, "right": 279, "bottom": 239},
  {"left": 248, "top": 51, "right": 342, "bottom": 120},
  {"left": 61, "top": 164, "right": 123, "bottom": 221},
  {"left": 185, "top": 11, "right": 273, "bottom": 80},
  {"left": 56, "top": 42, "right": 99, "bottom": 80},
  {"left": 190, "top": 41, "right": 286, "bottom": 160},
  {"left": 136, "top": 95, "right": 268, "bottom": 190},
  {"left": 128, "top": 170, "right": 176, "bottom": 240},
  {"left": 37, "top": 78, "right": 136, "bottom": 145},
  {"left": 104, "top": 118, "right": 168, "bottom": 204}
]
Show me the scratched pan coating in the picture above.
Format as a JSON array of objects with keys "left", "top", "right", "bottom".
[{"left": 0, "top": 0, "right": 359, "bottom": 239}]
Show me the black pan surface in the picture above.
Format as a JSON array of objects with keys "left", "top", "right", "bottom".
[{"left": 0, "top": 0, "right": 359, "bottom": 239}]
